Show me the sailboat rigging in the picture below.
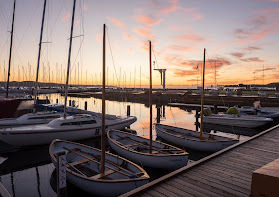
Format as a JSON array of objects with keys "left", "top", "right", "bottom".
[
  {"left": 155, "top": 48, "right": 239, "bottom": 152},
  {"left": 6, "top": 0, "right": 16, "bottom": 98},
  {"left": 107, "top": 41, "right": 188, "bottom": 170}
]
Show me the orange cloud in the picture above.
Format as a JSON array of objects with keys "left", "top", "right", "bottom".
[
  {"left": 63, "top": 12, "right": 71, "bottom": 22},
  {"left": 193, "top": 13, "right": 203, "bottom": 20},
  {"left": 135, "top": 15, "right": 163, "bottom": 26},
  {"left": 96, "top": 33, "right": 102, "bottom": 44},
  {"left": 108, "top": 17, "right": 124, "bottom": 27},
  {"left": 161, "top": 4, "right": 177, "bottom": 14},
  {"left": 231, "top": 53, "right": 245, "bottom": 59},
  {"left": 134, "top": 26, "right": 153, "bottom": 39}
]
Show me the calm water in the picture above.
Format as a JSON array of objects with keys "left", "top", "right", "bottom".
[{"left": 0, "top": 93, "right": 274, "bottom": 197}]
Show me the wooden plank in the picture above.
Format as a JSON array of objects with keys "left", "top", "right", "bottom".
[
  {"left": 153, "top": 186, "right": 180, "bottom": 197},
  {"left": 188, "top": 168, "right": 251, "bottom": 192},
  {"left": 228, "top": 151, "right": 277, "bottom": 164},
  {"left": 200, "top": 164, "right": 251, "bottom": 182},
  {"left": 140, "top": 193, "right": 154, "bottom": 197},
  {"left": 172, "top": 177, "right": 224, "bottom": 197},
  {"left": 145, "top": 189, "right": 167, "bottom": 197},
  {"left": 190, "top": 166, "right": 250, "bottom": 188},
  {"left": 159, "top": 183, "right": 195, "bottom": 197},
  {"left": 210, "top": 162, "right": 253, "bottom": 177},
  {"left": 177, "top": 175, "right": 240, "bottom": 197},
  {"left": 181, "top": 172, "right": 249, "bottom": 195}
]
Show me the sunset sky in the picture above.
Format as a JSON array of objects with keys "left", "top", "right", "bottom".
[{"left": 0, "top": 0, "right": 278, "bottom": 88}]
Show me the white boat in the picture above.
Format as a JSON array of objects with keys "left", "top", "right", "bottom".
[
  {"left": 107, "top": 129, "right": 189, "bottom": 170},
  {"left": 0, "top": 114, "right": 136, "bottom": 146},
  {"left": 155, "top": 123, "right": 238, "bottom": 152},
  {"left": 0, "top": 111, "right": 63, "bottom": 128},
  {"left": 49, "top": 139, "right": 149, "bottom": 197},
  {"left": 203, "top": 113, "right": 272, "bottom": 128}
]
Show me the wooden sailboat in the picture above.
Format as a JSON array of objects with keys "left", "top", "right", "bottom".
[
  {"left": 107, "top": 41, "right": 189, "bottom": 170},
  {"left": 50, "top": 23, "right": 149, "bottom": 197},
  {"left": 155, "top": 48, "right": 239, "bottom": 152}
]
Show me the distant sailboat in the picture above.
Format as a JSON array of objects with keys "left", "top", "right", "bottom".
[
  {"left": 108, "top": 41, "right": 189, "bottom": 170},
  {"left": 155, "top": 48, "right": 239, "bottom": 152}
]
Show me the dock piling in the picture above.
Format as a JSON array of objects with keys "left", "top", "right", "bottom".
[
  {"left": 56, "top": 151, "right": 67, "bottom": 197},
  {"left": 156, "top": 106, "right": 160, "bottom": 123},
  {"left": 127, "top": 105, "right": 130, "bottom": 116},
  {"left": 56, "top": 99, "right": 58, "bottom": 104},
  {"left": 84, "top": 101, "right": 87, "bottom": 110},
  {"left": 214, "top": 104, "right": 218, "bottom": 114},
  {"left": 69, "top": 100, "right": 71, "bottom": 106}
]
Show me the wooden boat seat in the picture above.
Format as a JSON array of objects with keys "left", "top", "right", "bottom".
[
  {"left": 69, "top": 158, "right": 91, "bottom": 166},
  {"left": 90, "top": 169, "right": 116, "bottom": 179},
  {"left": 125, "top": 142, "right": 147, "bottom": 148}
]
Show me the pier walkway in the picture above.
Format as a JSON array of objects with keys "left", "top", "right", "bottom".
[{"left": 122, "top": 124, "right": 279, "bottom": 197}]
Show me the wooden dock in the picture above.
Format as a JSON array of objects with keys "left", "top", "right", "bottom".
[
  {"left": 121, "top": 124, "right": 279, "bottom": 197},
  {"left": 168, "top": 103, "right": 228, "bottom": 110}
]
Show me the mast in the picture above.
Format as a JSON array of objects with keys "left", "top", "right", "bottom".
[
  {"left": 63, "top": 0, "right": 76, "bottom": 118},
  {"left": 6, "top": 0, "right": 16, "bottom": 98},
  {"left": 100, "top": 24, "right": 106, "bottom": 177},
  {"left": 200, "top": 48, "right": 206, "bottom": 140},
  {"left": 215, "top": 60, "right": 216, "bottom": 88},
  {"left": 33, "top": 0, "right": 47, "bottom": 112},
  {"left": 149, "top": 40, "right": 152, "bottom": 153}
]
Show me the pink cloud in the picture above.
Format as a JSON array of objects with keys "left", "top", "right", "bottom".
[
  {"left": 231, "top": 53, "right": 245, "bottom": 59},
  {"left": 167, "top": 45, "right": 192, "bottom": 52},
  {"left": 63, "top": 12, "right": 71, "bottom": 22},
  {"left": 135, "top": 15, "right": 163, "bottom": 26},
  {"left": 193, "top": 13, "right": 203, "bottom": 20},
  {"left": 108, "top": 17, "right": 124, "bottom": 27},
  {"left": 241, "top": 57, "right": 265, "bottom": 62},
  {"left": 175, "top": 34, "right": 207, "bottom": 43},
  {"left": 122, "top": 32, "right": 136, "bottom": 41},
  {"left": 134, "top": 26, "right": 153, "bottom": 39},
  {"left": 161, "top": 4, "right": 177, "bottom": 14},
  {"left": 96, "top": 33, "right": 102, "bottom": 44}
]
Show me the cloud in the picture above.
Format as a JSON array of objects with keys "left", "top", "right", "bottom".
[
  {"left": 134, "top": 26, "right": 153, "bottom": 39},
  {"left": 122, "top": 32, "right": 136, "bottom": 41},
  {"left": 242, "top": 46, "right": 262, "bottom": 51},
  {"left": 161, "top": 4, "right": 177, "bottom": 14},
  {"left": 254, "top": 67, "right": 276, "bottom": 72},
  {"left": 96, "top": 33, "right": 102, "bottom": 44},
  {"left": 108, "top": 17, "right": 124, "bottom": 27},
  {"left": 167, "top": 45, "right": 192, "bottom": 52},
  {"left": 174, "top": 69, "right": 198, "bottom": 77},
  {"left": 175, "top": 34, "right": 207, "bottom": 43},
  {"left": 241, "top": 57, "right": 265, "bottom": 62},
  {"left": 134, "top": 15, "right": 163, "bottom": 26},
  {"left": 231, "top": 53, "right": 245, "bottom": 59}
]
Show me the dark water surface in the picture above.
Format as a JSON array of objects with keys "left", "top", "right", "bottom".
[{"left": 0, "top": 93, "right": 275, "bottom": 197}]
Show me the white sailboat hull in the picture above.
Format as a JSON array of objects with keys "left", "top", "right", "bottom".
[
  {"left": 0, "top": 116, "right": 136, "bottom": 146},
  {"left": 108, "top": 130, "right": 188, "bottom": 170},
  {"left": 50, "top": 140, "right": 149, "bottom": 197},
  {"left": 203, "top": 114, "right": 272, "bottom": 128},
  {"left": 155, "top": 124, "right": 239, "bottom": 152}
]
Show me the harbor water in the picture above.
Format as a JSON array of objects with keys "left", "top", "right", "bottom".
[{"left": 0, "top": 93, "right": 276, "bottom": 197}]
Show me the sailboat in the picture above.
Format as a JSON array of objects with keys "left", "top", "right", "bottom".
[
  {"left": 107, "top": 41, "right": 189, "bottom": 170},
  {"left": 50, "top": 23, "right": 149, "bottom": 197},
  {"left": 0, "top": 0, "right": 64, "bottom": 128},
  {"left": 0, "top": 3, "right": 136, "bottom": 147},
  {"left": 155, "top": 48, "right": 239, "bottom": 152}
]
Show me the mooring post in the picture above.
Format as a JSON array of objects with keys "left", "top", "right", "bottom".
[
  {"left": 56, "top": 151, "right": 67, "bottom": 197},
  {"left": 156, "top": 107, "right": 160, "bottom": 123},
  {"left": 69, "top": 100, "right": 71, "bottom": 107},
  {"left": 214, "top": 104, "right": 218, "bottom": 114},
  {"left": 84, "top": 101, "right": 87, "bottom": 110},
  {"left": 195, "top": 108, "right": 200, "bottom": 131},
  {"left": 127, "top": 105, "right": 130, "bottom": 116},
  {"left": 56, "top": 98, "right": 58, "bottom": 104}
]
